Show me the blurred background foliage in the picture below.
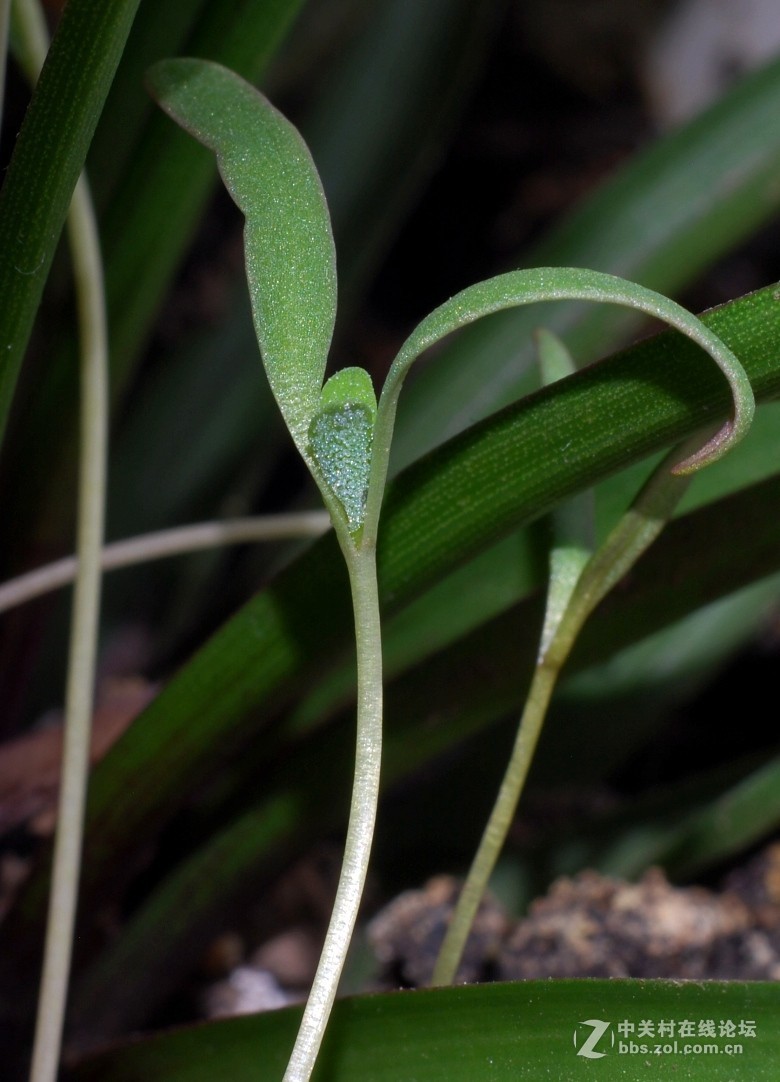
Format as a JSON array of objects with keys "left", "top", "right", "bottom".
[{"left": 2, "top": 0, "right": 780, "bottom": 1071}]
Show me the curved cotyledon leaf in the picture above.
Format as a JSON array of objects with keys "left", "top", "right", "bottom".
[
  {"left": 147, "top": 58, "right": 337, "bottom": 458},
  {"left": 366, "top": 267, "right": 754, "bottom": 539}
]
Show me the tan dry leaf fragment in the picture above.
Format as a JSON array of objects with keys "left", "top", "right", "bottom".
[{"left": 0, "top": 677, "right": 156, "bottom": 836}]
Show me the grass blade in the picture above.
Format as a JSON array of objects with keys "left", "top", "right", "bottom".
[{"left": 0, "top": 0, "right": 141, "bottom": 449}]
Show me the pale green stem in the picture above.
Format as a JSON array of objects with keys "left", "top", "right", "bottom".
[
  {"left": 431, "top": 658, "right": 559, "bottom": 986},
  {"left": 282, "top": 539, "right": 383, "bottom": 1082},
  {"left": 0, "top": 512, "right": 331, "bottom": 614},
  {"left": 29, "top": 171, "right": 107, "bottom": 1082},
  {"left": 16, "top": 2, "right": 108, "bottom": 1079},
  {"left": 431, "top": 439, "right": 699, "bottom": 986}
]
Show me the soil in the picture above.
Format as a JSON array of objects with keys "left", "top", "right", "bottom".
[{"left": 366, "top": 845, "right": 780, "bottom": 989}]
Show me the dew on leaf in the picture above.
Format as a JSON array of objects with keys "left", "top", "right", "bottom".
[{"left": 310, "top": 403, "right": 374, "bottom": 531}]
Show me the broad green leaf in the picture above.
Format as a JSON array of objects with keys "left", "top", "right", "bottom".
[
  {"left": 148, "top": 58, "right": 336, "bottom": 456},
  {"left": 0, "top": 0, "right": 142, "bottom": 450},
  {"left": 71, "top": 980, "right": 780, "bottom": 1082},
  {"left": 398, "top": 386, "right": 780, "bottom": 665},
  {"left": 355, "top": 398, "right": 780, "bottom": 740}
]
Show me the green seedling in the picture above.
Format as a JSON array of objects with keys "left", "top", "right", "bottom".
[{"left": 147, "top": 58, "right": 754, "bottom": 1082}]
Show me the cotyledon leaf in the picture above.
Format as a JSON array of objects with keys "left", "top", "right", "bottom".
[
  {"left": 147, "top": 57, "right": 337, "bottom": 456},
  {"left": 383, "top": 268, "right": 754, "bottom": 472},
  {"left": 310, "top": 367, "right": 377, "bottom": 532},
  {"left": 366, "top": 266, "right": 755, "bottom": 534}
]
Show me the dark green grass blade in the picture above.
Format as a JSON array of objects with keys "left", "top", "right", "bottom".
[
  {"left": 71, "top": 980, "right": 780, "bottom": 1082},
  {"left": 549, "top": 744, "right": 780, "bottom": 886},
  {"left": 65, "top": 465, "right": 780, "bottom": 1036},
  {"left": 0, "top": 0, "right": 142, "bottom": 450},
  {"left": 82, "top": 283, "right": 780, "bottom": 892},
  {"left": 1, "top": 288, "right": 778, "bottom": 1036},
  {"left": 659, "top": 753, "right": 780, "bottom": 878},
  {"left": 9, "top": 282, "right": 780, "bottom": 911},
  {"left": 105, "top": 286, "right": 283, "bottom": 539}
]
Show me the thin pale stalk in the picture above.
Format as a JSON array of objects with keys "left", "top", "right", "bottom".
[
  {"left": 432, "top": 439, "right": 699, "bottom": 986},
  {"left": 282, "top": 540, "right": 383, "bottom": 1082},
  {"left": 0, "top": 512, "right": 331, "bottom": 614},
  {"left": 17, "top": 2, "right": 108, "bottom": 1077},
  {"left": 28, "top": 170, "right": 107, "bottom": 1082}
]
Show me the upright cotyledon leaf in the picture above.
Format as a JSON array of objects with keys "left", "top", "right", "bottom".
[
  {"left": 148, "top": 59, "right": 376, "bottom": 535},
  {"left": 147, "top": 58, "right": 336, "bottom": 457}
]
